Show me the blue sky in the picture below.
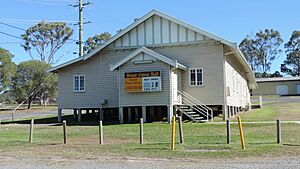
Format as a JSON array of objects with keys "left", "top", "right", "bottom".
[{"left": 1, "top": 0, "right": 300, "bottom": 73}]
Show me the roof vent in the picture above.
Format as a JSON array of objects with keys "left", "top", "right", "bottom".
[
  {"left": 117, "top": 29, "right": 123, "bottom": 33},
  {"left": 134, "top": 18, "right": 139, "bottom": 22}
]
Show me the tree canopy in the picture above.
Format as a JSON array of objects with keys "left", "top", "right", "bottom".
[
  {"left": 83, "top": 32, "right": 111, "bottom": 54},
  {"left": 239, "top": 36, "right": 260, "bottom": 72},
  {"left": 21, "top": 21, "right": 73, "bottom": 64},
  {"left": 10, "top": 60, "right": 57, "bottom": 109},
  {"left": 0, "top": 48, "right": 16, "bottom": 93},
  {"left": 239, "top": 29, "right": 283, "bottom": 77},
  {"left": 281, "top": 31, "right": 300, "bottom": 76}
]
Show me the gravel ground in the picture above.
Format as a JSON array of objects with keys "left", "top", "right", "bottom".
[
  {"left": 0, "top": 109, "right": 72, "bottom": 121},
  {"left": 1, "top": 155, "right": 299, "bottom": 169}
]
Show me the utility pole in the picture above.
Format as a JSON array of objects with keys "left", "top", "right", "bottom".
[{"left": 72, "top": 0, "right": 92, "bottom": 57}]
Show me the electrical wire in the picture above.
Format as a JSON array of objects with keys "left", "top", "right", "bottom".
[
  {"left": 0, "top": 18, "right": 77, "bottom": 24},
  {"left": 0, "top": 30, "right": 23, "bottom": 40},
  {"left": 13, "top": 0, "right": 72, "bottom": 6},
  {"left": 0, "top": 21, "right": 26, "bottom": 31}
]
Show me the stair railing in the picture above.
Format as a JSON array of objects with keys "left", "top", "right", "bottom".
[{"left": 181, "top": 97, "right": 209, "bottom": 121}]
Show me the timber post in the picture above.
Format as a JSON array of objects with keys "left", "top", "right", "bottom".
[
  {"left": 178, "top": 116, "right": 184, "bottom": 144},
  {"left": 277, "top": 119, "right": 281, "bottom": 144},
  {"left": 29, "top": 119, "right": 34, "bottom": 143},
  {"left": 226, "top": 119, "right": 231, "bottom": 144},
  {"left": 140, "top": 118, "right": 144, "bottom": 144},
  {"left": 63, "top": 120, "right": 67, "bottom": 144},
  {"left": 99, "top": 121, "right": 103, "bottom": 144},
  {"left": 58, "top": 109, "right": 62, "bottom": 122}
]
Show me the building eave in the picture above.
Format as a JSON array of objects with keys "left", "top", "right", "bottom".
[{"left": 48, "top": 57, "right": 84, "bottom": 73}]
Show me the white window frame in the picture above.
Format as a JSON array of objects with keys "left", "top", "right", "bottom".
[
  {"left": 73, "top": 74, "right": 85, "bottom": 92},
  {"left": 189, "top": 68, "right": 203, "bottom": 86}
]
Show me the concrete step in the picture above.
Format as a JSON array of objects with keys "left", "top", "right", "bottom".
[
  {"left": 187, "top": 113, "right": 199, "bottom": 117},
  {"left": 194, "top": 120, "right": 207, "bottom": 123},
  {"left": 194, "top": 116, "right": 204, "bottom": 120},
  {"left": 180, "top": 108, "right": 194, "bottom": 112},
  {"left": 185, "top": 111, "right": 197, "bottom": 114},
  {"left": 178, "top": 106, "right": 190, "bottom": 109}
]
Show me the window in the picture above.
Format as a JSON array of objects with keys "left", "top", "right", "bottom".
[
  {"left": 74, "top": 75, "right": 85, "bottom": 92},
  {"left": 189, "top": 68, "right": 203, "bottom": 86}
]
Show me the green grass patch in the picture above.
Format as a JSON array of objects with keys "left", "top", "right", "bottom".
[
  {"left": 0, "top": 99, "right": 300, "bottom": 159},
  {"left": 0, "top": 122, "right": 299, "bottom": 159}
]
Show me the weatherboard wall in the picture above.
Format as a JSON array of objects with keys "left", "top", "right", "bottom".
[
  {"left": 152, "top": 44, "right": 225, "bottom": 105},
  {"left": 224, "top": 54, "right": 250, "bottom": 108},
  {"left": 57, "top": 55, "right": 101, "bottom": 109}
]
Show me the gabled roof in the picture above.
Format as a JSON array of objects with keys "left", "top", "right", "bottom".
[
  {"left": 110, "top": 47, "right": 187, "bottom": 71},
  {"left": 49, "top": 9, "right": 240, "bottom": 72},
  {"left": 48, "top": 9, "right": 256, "bottom": 88},
  {"left": 256, "top": 76, "right": 300, "bottom": 82},
  {"left": 84, "top": 9, "right": 238, "bottom": 61}
]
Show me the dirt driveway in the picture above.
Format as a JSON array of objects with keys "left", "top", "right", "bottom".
[{"left": 1, "top": 155, "right": 299, "bottom": 169}]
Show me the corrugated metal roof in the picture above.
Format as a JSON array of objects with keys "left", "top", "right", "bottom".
[{"left": 256, "top": 76, "right": 300, "bottom": 82}]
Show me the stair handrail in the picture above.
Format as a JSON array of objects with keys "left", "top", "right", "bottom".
[
  {"left": 178, "top": 90, "right": 214, "bottom": 122},
  {"left": 181, "top": 97, "right": 208, "bottom": 121},
  {"left": 181, "top": 91, "right": 213, "bottom": 112}
]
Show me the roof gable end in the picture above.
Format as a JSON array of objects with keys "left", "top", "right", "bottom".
[
  {"left": 84, "top": 9, "right": 237, "bottom": 60},
  {"left": 110, "top": 47, "right": 186, "bottom": 71}
]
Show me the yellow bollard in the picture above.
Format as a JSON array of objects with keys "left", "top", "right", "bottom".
[
  {"left": 171, "top": 116, "right": 176, "bottom": 150},
  {"left": 237, "top": 116, "right": 245, "bottom": 150}
]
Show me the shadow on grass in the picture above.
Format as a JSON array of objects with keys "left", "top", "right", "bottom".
[
  {"left": 283, "top": 143, "right": 300, "bottom": 147},
  {"left": 248, "top": 142, "right": 277, "bottom": 145},
  {"left": 132, "top": 142, "right": 170, "bottom": 150},
  {"left": 198, "top": 142, "right": 225, "bottom": 145},
  {"left": 135, "top": 147, "right": 169, "bottom": 150},
  {"left": 1, "top": 114, "right": 120, "bottom": 126}
]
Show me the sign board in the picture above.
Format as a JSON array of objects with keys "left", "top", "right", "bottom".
[{"left": 124, "top": 71, "right": 161, "bottom": 92}]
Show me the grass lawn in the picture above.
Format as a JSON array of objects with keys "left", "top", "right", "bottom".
[
  {"left": 0, "top": 121, "right": 299, "bottom": 159},
  {"left": 0, "top": 99, "right": 300, "bottom": 160},
  {"left": 234, "top": 101, "right": 300, "bottom": 122}
]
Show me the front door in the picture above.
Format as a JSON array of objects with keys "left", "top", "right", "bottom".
[
  {"left": 296, "top": 84, "right": 300, "bottom": 94},
  {"left": 276, "top": 85, "right": 288, "bottom": 95},
  {"left": 172, "top": 71, "right": 179, "bottom": 104}
]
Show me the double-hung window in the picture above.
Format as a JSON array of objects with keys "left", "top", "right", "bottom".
[
  {"left": 189, "top": 68, "right": 203, "bottom": 86},
  {"left": 74, "top": 75, "right": 85, "bottom": 92}
]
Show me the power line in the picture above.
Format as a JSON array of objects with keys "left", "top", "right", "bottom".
[
  {"left": 0, "top": 30, "right": 23, "bottom": 40},
  {"left": 0, "top": 18, "right": 78, "bottom": 24},
  {"left": 0, "top": 42, "right": 22, "bottom": 44},
  {"left": 0, "top": 23, "right": 77, "bottom": 45},
  {"left": 13, "top": 0, "right": 71, "bottom": 6},
  {"left": 0, "top": 21, "right": 26, "bottom": 31},
  {"left": 0, "top": 29, "right": 76, "bottom": 44}
]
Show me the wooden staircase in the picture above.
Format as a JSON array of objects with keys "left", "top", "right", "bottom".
[
  {"left": 175, "top": 91, "right": 213, "bottom": 122},
  {"left": 176, "top": 105, "right": 205, "bottom": 122}
]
